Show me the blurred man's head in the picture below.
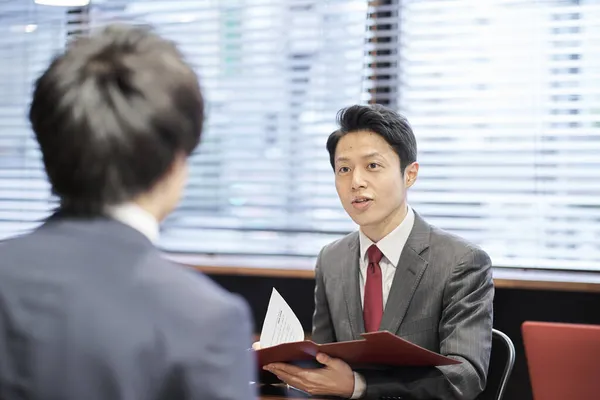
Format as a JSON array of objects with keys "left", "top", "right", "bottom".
[{"left": 29, "top": 24, "right": 204, "bottom": 221}]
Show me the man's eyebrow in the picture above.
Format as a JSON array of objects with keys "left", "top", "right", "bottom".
[{"left": 335, "top": 152, "right": 385, "bottom": 163}]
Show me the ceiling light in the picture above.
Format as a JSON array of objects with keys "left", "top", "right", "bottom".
[{"left": 34, "top": 0, "right": 91, "bottom": 6}]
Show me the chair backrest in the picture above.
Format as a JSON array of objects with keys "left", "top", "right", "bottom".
[
  {"left": 477, "top": 328, "right": 516, "bottom": 400},
  {"left": 522, "top": 321, "right": 600, "bottom": 400}
]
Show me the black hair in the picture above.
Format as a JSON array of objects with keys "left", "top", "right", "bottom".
[
  {"left": 326, "top": 104, "right": 417, "bottom": 173},
  {"left": 29, "top": 24, "right": 204, "bottom": 215}
]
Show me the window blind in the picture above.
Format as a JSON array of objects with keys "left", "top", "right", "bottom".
[
  {"left": 77, "top": 0, "right": 370, "bottom": 257},
  {"left": 395, "top": 0, "right": 600, "bottom": 270},
  {"left": 1, "top": 0, "right": 598, "bottom": 271},
  {"left": 0, "top": 1, "right": 69, "bottom": 240}
]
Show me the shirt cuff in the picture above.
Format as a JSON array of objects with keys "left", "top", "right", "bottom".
[{"left": 350, "top": 372, "right": 366, "bottom": 399}]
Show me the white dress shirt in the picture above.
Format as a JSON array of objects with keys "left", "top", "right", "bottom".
[
  {"left": 352, "top": 205, "right": 415, "bottom": 399},
  {"left": 104, "top": 203, "right": 160, "bottom": 243},
  {"left": 358, "top": 205, "right": 415, "bottom": 308}
]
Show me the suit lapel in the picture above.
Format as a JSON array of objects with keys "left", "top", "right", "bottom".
[
  {"left": 379, "top": 212, "right": 431, "bottom": 334},
  {"left": 341, "top": 233, "right": 364, "bottom": 340}
]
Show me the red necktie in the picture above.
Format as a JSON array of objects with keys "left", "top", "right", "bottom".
[{"left": 363, "top": 245, "right": 384, "bottom": 333}]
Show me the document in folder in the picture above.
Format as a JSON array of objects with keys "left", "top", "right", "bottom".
[
  {"left": 257, "top": 288, "right": 460, "bottom": 369},
  {"left": 259, "top": 288, "right": 304, "bottom": 348}
]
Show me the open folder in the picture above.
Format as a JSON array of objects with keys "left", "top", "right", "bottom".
[{"left": 256, "top": 288, "right": 460, "bottom": 369}]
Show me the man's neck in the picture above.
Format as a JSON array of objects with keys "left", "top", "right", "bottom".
[
  {"left": 361, "top": 203, "right": 408, "bottom": 243},
  {"left": 105, "top": 202, "right": 160, "bottom": 243},
  {"left": 131, "top": 194, "right": 167, "bottom": 222}
]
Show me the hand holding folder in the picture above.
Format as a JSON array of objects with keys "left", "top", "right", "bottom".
[{"left": 256, "top": 288, "right": 459, "bottom": 369}]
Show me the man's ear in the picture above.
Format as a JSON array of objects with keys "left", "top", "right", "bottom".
[
  {"left": 168, "top": 152, "right": 188, "bottom": 174},
  {"left": 404, "top": 162, "right": 419, "bottom": 188}
]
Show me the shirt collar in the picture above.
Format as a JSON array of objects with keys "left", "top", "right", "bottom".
[
  {"left": 104, "top": 203, "right": 160, "bottom": 243},
  {"left": 359, "top": 205, "right": 415, "bottom": 267}
]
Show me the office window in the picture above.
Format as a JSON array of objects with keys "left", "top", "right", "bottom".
[
  {"left": 395, "top": 0, "right": 600, "bottom": 270},
  {"left": 0, "top": 1, "right": 66, "bottom": 240},
  {"left": 0, "top": 0, "right": 598, "bottom": 271},
  {"left": 85, "top": 0, "right": 371, "bottom": 257}
]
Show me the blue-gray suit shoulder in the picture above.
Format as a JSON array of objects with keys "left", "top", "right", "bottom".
[
  {"left": 0, "top": 217, "right": 255, "bottom": 400},
  {"left": 320, "top": 217, "right": 489, "bottom": 265}
]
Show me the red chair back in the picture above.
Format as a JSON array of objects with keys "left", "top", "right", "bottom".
[{"left": 522, "top": 321, "right": 600, "bottom": 400}]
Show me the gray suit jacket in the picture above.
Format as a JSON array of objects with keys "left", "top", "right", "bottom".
[
  {"left": 0, "top": 215, "right": 256, "bottom": 400},
  {"left": 312, "top": 212, "right": 494, "bottom": 400}
]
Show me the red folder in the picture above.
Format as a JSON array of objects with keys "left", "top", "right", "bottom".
[{"left": 257, "top": 331, "right": 460, "bottom": 368}]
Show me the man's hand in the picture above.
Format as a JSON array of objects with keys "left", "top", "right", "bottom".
[{"left": 264, "top": 353, "right": 355, "bottom": 398}]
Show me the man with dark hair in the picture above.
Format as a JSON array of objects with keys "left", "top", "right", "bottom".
[
  {"left": 0, "top": 24, "right": 255, "bottom": 400},
  {"left": 264, "top": 104, "right": 494, "bottom": 399}
]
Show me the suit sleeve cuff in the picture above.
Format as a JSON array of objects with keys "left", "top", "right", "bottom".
[{"left": 350, "top": 372, "right": 366, "bottom": 399}]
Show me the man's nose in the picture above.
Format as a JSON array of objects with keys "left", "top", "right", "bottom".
[{"left": 351, "top": 169, "right": 367, "bottom": 190}]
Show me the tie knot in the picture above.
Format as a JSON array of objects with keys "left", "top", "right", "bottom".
[{"left": 367, "top": 245, "right": 383, "bottom": 264}]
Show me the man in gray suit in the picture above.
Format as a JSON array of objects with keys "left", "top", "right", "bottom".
[
  {"left": 0, "top": 25, "right": 255, "bottom": 399},
  {"left": 264, "top": 105, "right": 494, "bottom": 399}
]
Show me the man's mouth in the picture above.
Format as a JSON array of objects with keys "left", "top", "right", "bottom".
[
  {"left": 351, "top": 197, "right": 373, "bottom": 210},
  {"left": 352, "top": 196, "right": 372, "bottom": 204}
]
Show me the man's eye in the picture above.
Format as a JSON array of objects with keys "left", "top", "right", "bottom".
[
  {"left": 338, "top": 166, "right": 350, "bottom": 173},
  {"left": 368, "top": 163, "right": 379, "bottom": 169}
]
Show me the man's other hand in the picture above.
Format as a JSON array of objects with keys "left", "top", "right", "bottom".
[{"left": 263, "top": 353, "right": 355, "bottom": 398}]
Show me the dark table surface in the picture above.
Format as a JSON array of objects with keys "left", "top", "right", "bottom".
[{"left": 259, "top": 384, "right": 341, "bottom": 399}]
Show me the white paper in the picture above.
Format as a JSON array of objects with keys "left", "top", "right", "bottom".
[{"left": 259, "top": 288, "right": 305, "bottom": 348}]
